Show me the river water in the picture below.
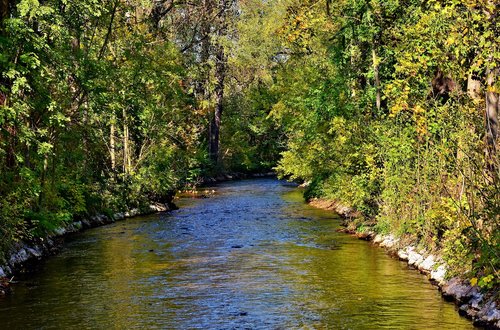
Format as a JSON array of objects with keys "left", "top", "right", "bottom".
[{"left": 0, "top": 179, "right": 474, "bottom": 329}]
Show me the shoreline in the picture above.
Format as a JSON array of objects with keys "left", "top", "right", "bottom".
[
  {"left": 308, "top": 197, "right": 500, "bottom": 329},
  {"left": 0, "top": 201, "right": 175, "bottom": 295},
  {"left": 0, "top": 172, "right": 275, "bottom": 295},
  {"left": 199, "top": 171, "right": 276, "bottom": 185}
]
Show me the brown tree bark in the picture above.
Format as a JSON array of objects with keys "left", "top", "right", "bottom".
[
  {"left": 123, "top": 108, "right": 131, "bottom": 175},
  {"left": 208, "top": 0, "right": 229, "bottom": 165},
  {"left": 467, "top": 74, "right": 481, "bottom": 100},
  {"left": 0, "top": 0, "right": 11, "bottom": 21},
  {"left": 210, "top": 44, "right": 226, "bottom": 164},
  {"left": 485, "top": 65, "right": 499, "bottom": 174},
  {"left": 110, "top": 114, "right": 116, "bottom": 172},
  {"left": 483, "top": 0, "right": 499, "bottom": 178},
  {"left": 372, "top": 47, "right": 381, "bottom": 113}
]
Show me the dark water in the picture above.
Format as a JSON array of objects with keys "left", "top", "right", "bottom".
[{"left": 0, "top": 179, "right": 474, "bottom": 329}]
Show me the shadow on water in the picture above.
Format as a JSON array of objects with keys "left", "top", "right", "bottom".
[{"left": 0, "top": 178, "right": 476, "bottom": 329}]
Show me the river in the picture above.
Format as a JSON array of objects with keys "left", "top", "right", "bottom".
[{"left": 0, "top": 178, "right": 475, "bottom": 329}]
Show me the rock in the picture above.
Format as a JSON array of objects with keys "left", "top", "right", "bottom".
[
  {"left": 441, "top": 277, "right": 475, "bottom": 303},
  {"left": 99, "top": 214, "right": 110, "bottom": 223},
  {"left": 380, "top": 235, "right": 398, "bottom": 248},
  {"left": 460, "top": 303, "right": 472, "bottom": 317},
  {"left": 299, "top": 181, "right": 311, "bottom": 188},
  {"left": 469, "top": 291, "right": 484, "bottom": 310},
  {"left": 10, "top": 248, "right": 28, "bottom": 266},
  {"left": 26, "top": 247, "right": 42, "bottom": 258},
  {"left": 397, "top": 248, "right": 409, "bottom": 261},
  {"left": 125, "top": 209, "right": 139, "bottom": 218},
  {"left": 54, "top": 227, "right": 66, "bottom": 236},
  {"left": 407, "top": 249, "right": 424, "bottom": 267},
  {"left": 149, "top": 203, "right": 169, "bottom": 212},
  {"left": 419, "top": 255, "right": 436, "bottom": 272},
  {"left": 337, "top": 205, "right": 356, "bottom": 218},
  {"left": 81, "top": 219, "right": 91, "bottom": 228},
  {"left": 355, "top": 232, "right": 372, "bottom": 240},
  {"left": 430, "top": 265, "right": 447, "bottom": 284},
  {"left": 0, "top": 267, "right": 5, "bottom": 277},
  {"left": 373, "top": 234, "right": 384, "bottom": 244},
  {"left": 72, "top": 221, "right": 83, "bottom": 231},
  {"left": 477, "top": 300, "right": 500, "bottom": 324}
]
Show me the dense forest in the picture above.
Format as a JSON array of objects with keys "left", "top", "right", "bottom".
[{"left": 0, "top": 0, "right": 498, "bottom": 290}]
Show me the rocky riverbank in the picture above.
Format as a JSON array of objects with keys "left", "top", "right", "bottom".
[
  {"left": 309, "top": 197, "right": 500, "bottom": 329},
  {"left": 0, "top": 173, "right": 276, "bottom": 295},
  {"left": 0, "top": 201, "right": 175, "bottom": 295}
]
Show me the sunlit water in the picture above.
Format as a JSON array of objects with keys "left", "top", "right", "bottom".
[{"left": 0, "top": 179, "right": 475, "bottom": 329}]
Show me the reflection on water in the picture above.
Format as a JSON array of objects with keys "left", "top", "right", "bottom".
[{"left": 0, "top": 179, "right": 475, "bottom": 329}]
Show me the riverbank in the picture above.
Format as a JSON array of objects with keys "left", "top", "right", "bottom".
[
  {"left": 0, "top": 172, "right": 275, "bottom": 295},
  {"left": 309, "top": 198, "right": 500, "bottom": 329},
  {"left": 0, "top": 201, "right": 175, "bottom": 295},
  {"left": 200, "top": 171, "right": 276, "bottom": 185}
]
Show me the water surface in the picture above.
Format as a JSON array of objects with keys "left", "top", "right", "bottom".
[{"left": 0, "top": 179, "right": 474, "bottom": 329}]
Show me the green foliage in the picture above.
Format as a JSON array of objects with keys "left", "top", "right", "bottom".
[
  {"left": 0, "top": 0, "right": 208, "bottom": 259},
  {"left": 264, "top": 0, "right": 499, "bottom": 285},
  {"left": 0, "top": 0, "right": 498, "bottom": 290}
]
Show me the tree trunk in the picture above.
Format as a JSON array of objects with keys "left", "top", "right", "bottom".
[
  {"left": 483, "top": 0, "right": 499, "bottom": 178},
  {"left": 485, "top": 65, "right": 499, "bottom": 174},
  {"left": 372, "top": 47, "right": 381, "bottom": 113},
  {"left": 208, "top": 0, "right": 228, "bottom": 165},
  {"left": 0, "top": 0, "right": 11, "bottom": 22},
  {"left": 210, "top": 45, "right": 226, "bottom": 164},
  {"left": 123, "top": 108, "right": 130, "bottom": 175},
  {"left": 38, "top": 153, "right": 49, "bottom": 210},
  {"left": 467, "top": 73, "right": 481, "bottom": 100},
  {"left": 110, "top": 113, "right": 116, "bottom": 172}
]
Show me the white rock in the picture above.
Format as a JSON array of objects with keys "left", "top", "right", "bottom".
[
  {"left": 397, "top": 248, "right": 409, "bottom": 260},
  {"left": 408, "top": 250, "right": 424, "bottom": 267},
  {"left": 419, "top": 255, "right": 436, "bottom": 272},
  {"left": 54, "top": 227, "right": 66, "bottom": 236},
  {"left": 299, "top": 181, "right": 311, "bottom": 188},
  {"left": 125, "top": 209, "right": 139, "bottom": 218},
  {"left": 373, "top": 234, "right": 384, "bottom": 244},
  {"left": 26, "top": 247, "right": 42, "bottom": 258},
  {"left": 10, "top": 248, "right": 28, "bottom": 265},
  {"left": 380, "top": 235, "right": 398, "bottom": 248},
  {"left": 430, "top": 265, "right": 447, "bottom": 284},
  {"left": 150, "top": 204, "right": 167, "bottom": 212}
]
